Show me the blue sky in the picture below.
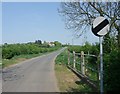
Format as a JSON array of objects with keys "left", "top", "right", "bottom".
[{"left": 2, "top": 2, "right": 99, "bottom": 45}]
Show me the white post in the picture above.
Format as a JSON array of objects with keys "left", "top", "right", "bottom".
[
  {"left": 73, "top": 51, "right": 76, "bottom": 68},
  {"left": 81, "top": 51, "right": 85, "bottom": 75},
  {"left": 99, "top": 37, "right": 103, "bottom": 93}
]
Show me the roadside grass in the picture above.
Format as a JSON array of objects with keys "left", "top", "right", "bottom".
[
  {"left": 2, "top": 50, "right": 55, "bottom": 68},
  {"left": 0, "top": 47, "right": 2, "bottom": 67},
  {"left": 55, "top": 64, "right": 92, "bottom": 92},
  {"left": 55, "top": 49, "right": 93, "bottom": 92},
  {"left": 2, "top": 53, "right": 43, "bottom": 68}
]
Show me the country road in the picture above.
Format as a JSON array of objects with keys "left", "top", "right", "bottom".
[{"left": 2, "top": 47, "right": 66, "bottom": 92}]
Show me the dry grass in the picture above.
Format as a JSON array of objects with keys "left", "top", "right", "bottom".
[
  {"left": 2, "top": 54, "right": 41, "bottom": 68},
  {"left": 55, "top": 64, "right": 92, "bottom": 92},
  {"left": 2, "top": 58, "right": 27, "bottom": 68}
]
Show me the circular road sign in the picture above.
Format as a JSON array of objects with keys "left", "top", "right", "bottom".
[{"left": 92, "top": 16, "right": 109, "bottom": 37}]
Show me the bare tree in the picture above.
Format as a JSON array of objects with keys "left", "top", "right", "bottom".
[{"left": 59, "top": 1, "right": 120, "bottom": 48}]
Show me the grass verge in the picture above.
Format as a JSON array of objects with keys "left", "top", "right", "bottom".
[
  {"left": 2, "top": 49, "right": 57, "bottom": 68},
  {"left": 2, "top": 53, "right": 44, "bottom": 68},
  {"left": 55, "top": 64, "right": 93, "bottom": 92},
  {"left": 55, "top": 49, "right": 93, "bottom": 92}
]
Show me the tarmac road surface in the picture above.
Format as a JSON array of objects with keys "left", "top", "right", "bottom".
[{"left": 2, "top": 47, "right": 66, "bottom": 92}]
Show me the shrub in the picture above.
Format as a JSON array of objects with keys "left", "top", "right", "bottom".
[
  {"left": 2, "top": 43, "right": 60, "bottom": 59},
  {"left": 104, "top": 50, "right": 120, "bottom": 91}
]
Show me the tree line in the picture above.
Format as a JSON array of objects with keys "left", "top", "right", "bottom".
[{"left": 2, "top": 40, "right": 62, "bottom": 59}]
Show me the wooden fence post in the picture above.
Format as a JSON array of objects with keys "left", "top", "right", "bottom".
[
  {"left": 81, "top": 51, "right": 85, "bottom": 75},
  {"left": 68, "top": 49, "right": 70, "bottom": 65},
  {"left": 73, "top": 51, "right": 76, "bottom": 68}
]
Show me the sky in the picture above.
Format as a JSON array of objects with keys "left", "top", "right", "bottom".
[{"left": 2, "top": 2, "right": 99, "bottom": 45}]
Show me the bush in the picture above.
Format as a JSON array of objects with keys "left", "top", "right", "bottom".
[
  {"left": 104, "top": 50, "right": 120, "bottom": 91},
  {"left": 2, "top": 43, "right": 60, "bottom": 59}
]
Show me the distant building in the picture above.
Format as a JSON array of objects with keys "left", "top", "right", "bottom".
[{"left": 48, "top": 42, "right": 55, "bottom": 47}]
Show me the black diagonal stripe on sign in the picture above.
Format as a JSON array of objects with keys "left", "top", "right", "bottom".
[
  {"left": 93, "top": 19, "right": 109, "bottom": 33},
  {"left": 92, "top": 26, "right": 101, "bottom": 37}
]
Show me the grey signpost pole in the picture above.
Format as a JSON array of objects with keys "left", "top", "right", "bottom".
[
  {"left": 92, "top": 16, "right": 109, "bottom": 94},
  {"left": 99, "top": 37, "right": 103, "bottom": 93}
]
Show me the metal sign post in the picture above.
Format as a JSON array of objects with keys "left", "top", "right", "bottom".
[
  {"left": 99, "top": 37, "right": 103, "bottom": 93},
  {"left": 91, "top": 16, "right": 109, "bottom": 94}
]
